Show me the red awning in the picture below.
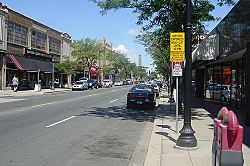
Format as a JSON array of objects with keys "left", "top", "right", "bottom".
[{"left": 9, "top": 55, "right": 25, "bottom": 71}]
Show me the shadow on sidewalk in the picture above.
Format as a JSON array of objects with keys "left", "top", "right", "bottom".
[
  {"left": 155, "top": 131, "right": 177, "bottom": 143},
  {"left": 190, "top": 97, "right": 250, "bottom": 149}
]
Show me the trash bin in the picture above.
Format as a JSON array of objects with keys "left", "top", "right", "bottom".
[
  {"left": 215, "top": 110, "right": 244, "bottom": 166},
  {"left": 212, "top": 107, "right": 229, "bottom": 166},
  {"left": 34, "top": 84, "right": 41, "bottom": 92}
]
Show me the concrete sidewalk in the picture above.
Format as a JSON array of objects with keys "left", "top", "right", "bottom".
[
  {"left": 144, "top": 89, "right": 250, "bottom": 166},
  {"left": 0, "top": 88, "right": 71, "bottom": 97}
]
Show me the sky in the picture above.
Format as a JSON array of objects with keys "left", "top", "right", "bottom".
[{"left": 1, "top": 0, "right": 235, "bottom": 72}]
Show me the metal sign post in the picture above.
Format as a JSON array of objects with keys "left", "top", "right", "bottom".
[
  {"left": 176, "top": 77, "right": 179, "bottom": 133},
  {"left": 172, "top": 62, "right": 183, "bottom": 133},
  {"left": 170, "top": 32, "right": 185, "bottom": 134}
]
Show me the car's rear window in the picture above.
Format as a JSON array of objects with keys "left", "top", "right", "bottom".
[
  {"left": 131, "top": 86, "right": 152, "bottom": 92},
  {"left": 75, "top": 81, "right": 84, "bottom": 85}
]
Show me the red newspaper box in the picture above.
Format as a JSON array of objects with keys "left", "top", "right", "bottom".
[
  {"left": 212, "top": 107, "right": 229, "bottom": 165},
  {"left": 216, "top": 111, "right": 244, "bottom": 166}
]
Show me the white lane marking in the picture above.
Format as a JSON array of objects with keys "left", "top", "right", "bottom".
[
  {"left": 110, "top": 99, "right": 118, "bottom": 103},
  {"left": 46, "top": 116, "right": 76, "bottom": 128},
  {"left": 111, "top": 90, "right": 117, "bottom": 92},
  {"left": 0, "top": 98, "right": 26, "bottom": 104},
  {"left": 88, "top": 93, "right": 98, "bottom": 96}
]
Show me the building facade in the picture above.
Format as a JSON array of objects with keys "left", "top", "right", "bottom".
[
  {"left": 192, "top": 0, "right": 250, "bottom": 125},
  {"left": 97, "top": 38, "right": 112, "bottom": 81},
  {"left": 0, "top": 3, "right": 71, "bottom": 90}
]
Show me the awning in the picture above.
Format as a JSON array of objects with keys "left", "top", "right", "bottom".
[
  {"left": 8, "top": 55, "right": 38, "bottom": 71},
  {"left": 192, "top": 34, "right": 220, "bottom": 62},
  {"left": 207, "top": 48, "right": 246, "bottom": 65},
  {"left": 32, "top": 59, "right": 53, "bottom": 72}
]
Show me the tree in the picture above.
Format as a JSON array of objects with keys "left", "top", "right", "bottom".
[
  {"left": 72, "top": 38, "right": 102, "bottom": 79},
  {"left": 55, "top": 60, "right": 80, "bottom": 87},
  {"left": 91, "top": 0, "right": 235, "bottom": 79}
]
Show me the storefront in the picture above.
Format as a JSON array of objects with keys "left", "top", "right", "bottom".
[
  {"left": 192, "top": 0, "right": 250, "bottom": 125},
  {"left": 6, "top": 54, "right": 54, "bottom": 90}
]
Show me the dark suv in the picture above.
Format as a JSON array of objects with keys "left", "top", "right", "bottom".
[{"left": 87, "top": 79, "right": 98, "bottom": 89}]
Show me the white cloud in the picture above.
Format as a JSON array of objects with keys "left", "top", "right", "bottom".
[
  {"left": 113, "top": 44, "right": 138, "bottom": 64},
  {"left": 113, "top": 44, "right": 128, "bottom": 54},
  {"left": 126, "top": 29, "right": 141, "bottom": 36}
]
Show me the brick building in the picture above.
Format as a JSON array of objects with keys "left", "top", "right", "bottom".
[{"left": 0, "top": 3, "right": 71, "bottom": 90}]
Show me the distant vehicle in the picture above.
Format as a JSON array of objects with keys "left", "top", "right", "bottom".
[
  {"left": 87, "top": 79, "right": 98, "bottom": 89},
  {"left": 127, "top": 84, "right": 156, "bottom": 109},
  {"left": 102, "top": 79, "right": 112, "bottom": 88},
  {"left": 123, "top": 80, "right": 129, "bottom": 85},
  {"left": 156, "top": 80, "right": 162, "bottom": 89},
  {"left": 114, "top": 81, "right": 123, "bottom": 86},
  {"left": 151, "top": 84, "right": 160, "bottom": 97},
  {"left": 79, "top": 77, "right": 88, "bottom": 81},
  {"left": 72, "top": 80, "right": 88, "bottom": 91},
  {"left": 126, "top": 79, "right": 132, "bottom": 84}
]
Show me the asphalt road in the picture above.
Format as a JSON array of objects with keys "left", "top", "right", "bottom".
[{"left": 0, "top": 86, "right": 156, "bottom": 166}]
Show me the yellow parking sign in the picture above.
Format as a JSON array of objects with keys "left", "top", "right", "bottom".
[
  {"left": 170, "top": 32, "right": 185, "bottom": 62},
  {"left": 170, "top": 52, "right": 185, "bottom": 62},
  {"left": 170, "top": 32, "right": 185, "bottom": 52}
]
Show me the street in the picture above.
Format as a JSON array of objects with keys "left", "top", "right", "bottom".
[{"left": 0, "top": 86, "right": 155, "bottom": 166}]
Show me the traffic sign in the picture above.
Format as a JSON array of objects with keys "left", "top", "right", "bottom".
[
  {"left": 170, "top": 32, "right": 185, "bottom": 62},
  {"left": 172, "top": 62, "right": 183, "bottom": 77},
  {"left": 170, "top": 32, "right": 185, "bottom": 52},
  {"left": 170, "top": 52, "right": 185, "bottom": 62}
]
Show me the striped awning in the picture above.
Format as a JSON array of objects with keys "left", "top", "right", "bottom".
[{"left": 8, "top": 55, "right": 38, "bottom": 72}]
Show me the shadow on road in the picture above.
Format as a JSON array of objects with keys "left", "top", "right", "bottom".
[{"left": 76, "top": 104, "right": 157, "bottom": 123}]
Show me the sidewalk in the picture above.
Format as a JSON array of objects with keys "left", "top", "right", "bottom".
[
  {"left": 144, "top": 89, "right": 250, "bottom": 166},
  {"left": 0, "top": 88, "right": 71, "bottom": 97}
]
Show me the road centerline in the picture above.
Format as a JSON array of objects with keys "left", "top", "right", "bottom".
[
  {"left": 46, "top": 116, "right": 76, "bottom": 128},
  {"left": 88, "top": 93, "right": 98, "bottom": 96},
  {"left": 32, "top": 102, "right": 54, "bottom": 108},
  {"left": 110, "top": 99, "right": 118, "bottom": 103}
]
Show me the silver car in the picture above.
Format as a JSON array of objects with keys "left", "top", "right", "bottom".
[{"left": 72, "top": 81, "right": 88, "bottom": 91}]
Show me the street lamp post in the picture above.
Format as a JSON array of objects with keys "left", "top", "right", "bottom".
[
  {"left": 176, "top": 0, "right": 197, "bottom": 148},
  {"left": 51, "top": 57, "right": 55, "bottom": 90}
]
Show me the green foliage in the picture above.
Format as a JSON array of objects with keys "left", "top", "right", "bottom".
[
  {"left": 91, "top": 0, "right": 236, "bottom": 79},
  {"left": 72, "top": 38, "right": 103, "bottom": 78},
  {"left": 55, "top": 60, "right": 79, "bottom": 75}
]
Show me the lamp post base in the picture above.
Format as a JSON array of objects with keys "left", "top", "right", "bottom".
[{"left": 176, "top": 124, "right": 198, "bottom": 148}]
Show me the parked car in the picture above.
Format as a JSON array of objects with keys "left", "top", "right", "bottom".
[
  {"left": 126, "top": 79, "right": 132, "bottom": 85},
  {"left": 114, "top": 81, "right": 123, "bottom": 86},
  {"left": 123, "top": 80, "right": 129, "bottom": 85},
  {"left": 87, "top": 79, "right": 98, "bottom": 89},
  {"left": 127, "top": 84, "right": 156, "bottom": 109},
  {"left": 102, "top": 79, "right": 112, "bottom": 88},
  {"left": 210, "top": 84, "right": 230, "bottom": 101},
  {"left": 72, "top": 80, "right": 88, "bottom": 91},
  {"left": 79, "top": 77, "right": 88, "bottom": 81}
]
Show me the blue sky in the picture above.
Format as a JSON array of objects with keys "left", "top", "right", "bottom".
[{"left": 1, "top": 0, "right": 235, "bottom": 71}]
